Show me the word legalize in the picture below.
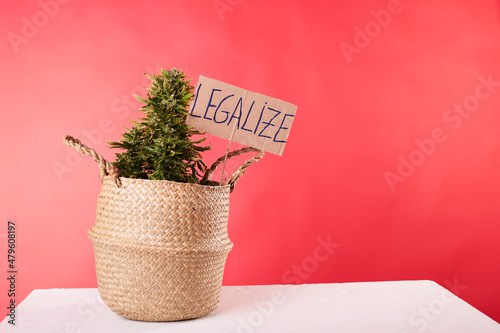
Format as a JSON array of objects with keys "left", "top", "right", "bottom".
[{"left": 186, "top": 76, "right": 297, "bottom": 156}]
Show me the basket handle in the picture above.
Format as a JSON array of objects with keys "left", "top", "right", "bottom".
[
  {"left": 201, "top": 147, "right": 265, "bottom": 192},
  {"left": 62, "top": 135, "right": 122, "bottom": 187},
  {"left": 63, "top": 135, "right": 264, "bottom": 191}
]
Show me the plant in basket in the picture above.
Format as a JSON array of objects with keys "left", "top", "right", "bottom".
[
  {"left": 62, "top": 68, "right": 264, "bottom": 322},
  {"left": 108, "top": 69, "right": 211, "bottom": 183}
]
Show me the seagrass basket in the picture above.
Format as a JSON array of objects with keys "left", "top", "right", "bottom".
[{"left": 63, "top": 135, "right": 264, "bottom": 321}]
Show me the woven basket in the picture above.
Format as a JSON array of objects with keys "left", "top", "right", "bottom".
[{"left": 63, "top": 135, "right": 264, "bottom": 321}]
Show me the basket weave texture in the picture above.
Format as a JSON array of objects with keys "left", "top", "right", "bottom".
[
  {"left": 91, "top": 176, "right": 232, "bottom": 321},
  {"left": 62, "top": 135, "right": 264, "bottom": 322}
]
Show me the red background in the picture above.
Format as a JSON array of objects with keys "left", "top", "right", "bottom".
[{"left": 1, "top": 0, "right": 500, "bottom": 323}]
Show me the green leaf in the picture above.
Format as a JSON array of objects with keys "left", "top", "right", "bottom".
[{"left": 109, "top": 68, "right": 211, "bottom": 183}]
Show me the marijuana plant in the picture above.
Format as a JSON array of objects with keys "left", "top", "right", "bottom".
[{"left": 108, "top": 68, "right": 211, "bottom": 183}]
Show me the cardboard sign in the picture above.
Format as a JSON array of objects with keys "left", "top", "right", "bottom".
[{"left": 186, "top": 76, "right": 297, "bottom": 156}]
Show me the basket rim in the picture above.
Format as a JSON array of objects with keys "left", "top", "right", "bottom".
[{"left": 102, "top": 175, "right": 231, "bottom": 190}]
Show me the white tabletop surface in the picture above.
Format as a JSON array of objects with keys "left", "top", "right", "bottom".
[{"left": 1, "top": 280, "right": 499, "bottom": 332}]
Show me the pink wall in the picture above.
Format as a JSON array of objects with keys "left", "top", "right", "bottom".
[{"left": 2, "top": 0, "right": 500, "bottom": 323}]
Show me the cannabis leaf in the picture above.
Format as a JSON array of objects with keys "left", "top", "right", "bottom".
[{"left": 108, "top": 68, "right": 211, "bottom": 183}]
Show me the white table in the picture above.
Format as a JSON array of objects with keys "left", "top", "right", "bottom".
[{"left": 1, "top": 281, "right": 499, "bottom": 332}]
